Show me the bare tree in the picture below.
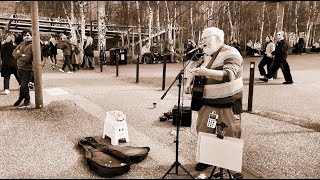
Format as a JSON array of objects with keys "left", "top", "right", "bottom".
[
  {"left": 259, "top": 2, "right": 266, "bottom": 44},
  {"left": 78, "top": 1, "right": 86, "bottom": 62},
  {"left": 146, "top": 1, "right": 153, "bottom": 44},
  {"left": 189, "top": 3, "right": 194, "bottom": 39},
  {"left": 273, "top": 2, "right": 280, "bottom": 39},
  {"left": 164, "top": 1, "right": 172, "bottom": 41},
  {"left": 156, "top": 1, "right": 160, "bottom": 43},
  {"left": 135, "top": 1, "right": 142, "bottom": 58},
  {"left": 294, "top": 1, "right": 300, "bottom": 42},
  {"left": 97, "top": 1, "right": 106, "bottom": 59},
  {"left": 173, "top": 1, "right": 177, "bottom": 49},
  {"left": 311, "top": 2, "right": 319, "bottom": 45},
  {"left": 227, "top": 1, "right": 235, "bottom": 42},
  {"left": 305, "top": 1, "right": 317, "bottom": 47}
]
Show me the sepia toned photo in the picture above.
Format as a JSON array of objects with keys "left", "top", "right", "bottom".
[{"left": 0, "top": 1, "right": 319, "bottom": 179}]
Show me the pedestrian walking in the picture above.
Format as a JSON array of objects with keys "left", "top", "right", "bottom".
[
  {"left": 58, "top": 34, "right": 73, "bottom": 74},
  {"left": 259, "top": 31, "right": 294, "bottom": 84},
  {"left": 49, "top": 34, "right": 58, "bottom": 69},
  {"left": 41, "top": 40, "right": 51, "bottom": 68},
  {"left": 258, "top": 35, "right": 275, "bottom": 80},
  {"left": 12, "top": 30, "right": 33, "bottom": 107},
  {"left": 1, "top": 33, "right": 20, "bottom": 95}
]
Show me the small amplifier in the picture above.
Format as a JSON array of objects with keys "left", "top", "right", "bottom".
[{"left": 172, "top": 105, "right": 192, "bottom": 127}]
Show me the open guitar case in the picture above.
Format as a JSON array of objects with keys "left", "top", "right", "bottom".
[{"left": 78, "top": 136, "right": 150, "bottom": 178}]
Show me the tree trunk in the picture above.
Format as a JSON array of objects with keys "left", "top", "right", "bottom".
[
  {"left": 156, "top": 1, "right": 160, "bottom": 43},
  {"left": 306, "top": 1, "right": 317, "bottom": 47},
  {"left": 135, "top": 1, "right": 142, "bottom": 55},
  {"left": 227, "top": 1, "right": 234, "bottom": 42},
  {"left": 164, "top": 1, "right": 171, "bottom": 41},
  {"left": 190, "top": 4, "right": 194, "bottom": 39},
  {"left": 266, "top": 5, "right": 271, "bottom": 34},
  {"left": 79, "top": 1, "right": 86, "bottom": 61},
  {"left": 70, "top": 1, "right": 76, "bottom": 40},
  {"left": 273, "top": 2, "right": 279, "bottom": 39},
  {"left": 285, "top": 1, "right": 292, "bottom": 32},
  {"left": 147, "top": 1, "right": 152, "bottom": 44},
  {"left": 97, "top": 1, "right": 106, "bottom": 58},
  {"left": 259, "top": 2, "right": 265, "bottom": 44},
  {"left": 294, "top": 1, "right": 300, "bottom": 43},
  {"left": 126, "top": 2, "right": 131, "bottom": 54},
  {"left": 311, "top": 2, "right": 319, "bottom": 45},
  {"left": 173, "top": 1, "right": 177, "bottom": 49}
]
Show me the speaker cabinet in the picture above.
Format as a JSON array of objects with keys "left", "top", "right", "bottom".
[{"left": 172, "top": 105, "right": 192, "bottom": 127}]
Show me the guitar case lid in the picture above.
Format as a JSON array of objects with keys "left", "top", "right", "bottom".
[
  {"left": 78, "top": 139, "right": 131, "bottom": 178},
  {"left": 84, "top": 137, "right": 150, "bottom": 163}
]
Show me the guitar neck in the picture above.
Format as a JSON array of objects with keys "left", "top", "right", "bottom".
[{"left": 196, "top": 57, "right": 205, "bottom": 68}]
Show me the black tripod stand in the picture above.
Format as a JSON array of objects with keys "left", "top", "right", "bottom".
[{"left": 161, "top": 59, "right": 194, "bottom": 179}]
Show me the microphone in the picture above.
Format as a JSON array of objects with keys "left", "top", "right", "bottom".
[{"left": 184, "top": 47, "right": 201, "bottom": 56}]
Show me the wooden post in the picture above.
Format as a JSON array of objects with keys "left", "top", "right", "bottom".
[{"left": 31, "top": 1, "right": 43, "bottom": 109}]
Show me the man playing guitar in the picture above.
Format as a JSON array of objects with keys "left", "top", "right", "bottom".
[{"left": 184, "top": 27, "right": 244, "bottom": 171}]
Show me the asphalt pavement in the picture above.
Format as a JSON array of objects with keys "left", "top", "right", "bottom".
[{"left": 0, "top": 53, "right": 319, "bottom": 179}]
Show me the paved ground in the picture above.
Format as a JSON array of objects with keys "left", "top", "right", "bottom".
[{"left": 0, "top": 53, "right": 319, "bottom": 179}]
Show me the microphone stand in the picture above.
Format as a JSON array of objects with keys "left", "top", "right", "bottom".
[{"left": 161, "top": 58, "right": 194, "bottom": 179}]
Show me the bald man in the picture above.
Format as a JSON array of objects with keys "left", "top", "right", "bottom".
[
  {"left": 185, "top": 27, "right": 243, "bottom": 171},
  {"left": 259, "top": 31, "right": 293, "bottom": 84}
]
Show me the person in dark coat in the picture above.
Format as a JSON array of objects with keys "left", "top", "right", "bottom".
[
  {"left": 41, "top": 40, "right": 51, "bottom": 68},
  {"left": 259, "top": 31, "right": 293, "bottom": 84},
  {"left": 15, "top": 32, "right": 23, "bottom": 45},
  {"left": 82, "top": 36, "right": 94, "bottom": 69},
  {"left": 49, "top": 34, "right": 57, "bottom": 69},
  {"left": 58, "top": 34, "right": 73, "bottom": 73},
  {"left": 297, "top": 37, "right": 305, "bottom": 55},
  {"left": 1, "top": 33, "right": 20, "bottom": 95},
  {"left": 185, "top": 38, "right": 198, "bottom": 61},
  {"left": 12, "top": 30, "right": 33, "bottom": 107},
  {"left": 150, "top": 41, "right": 161, "bottom": 63}
]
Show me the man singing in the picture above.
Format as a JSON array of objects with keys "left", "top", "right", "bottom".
[{"left": 185, "top": 27, "right": 243, "bottom": 171}]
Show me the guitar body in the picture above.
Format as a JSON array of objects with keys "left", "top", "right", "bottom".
[
  {"left": 190, "top": 57, "right": 206, "bottom": 111},
  {"left": 191, "top": 75, "right": 205, "bottom": 111}
]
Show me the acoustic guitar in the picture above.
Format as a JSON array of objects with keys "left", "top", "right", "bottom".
[
  {"left": 191, "top": 57, "right": 206, "bottom": 111},
  {"left": 190, "top": 47, "right": 222, "bottom": 111}
]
